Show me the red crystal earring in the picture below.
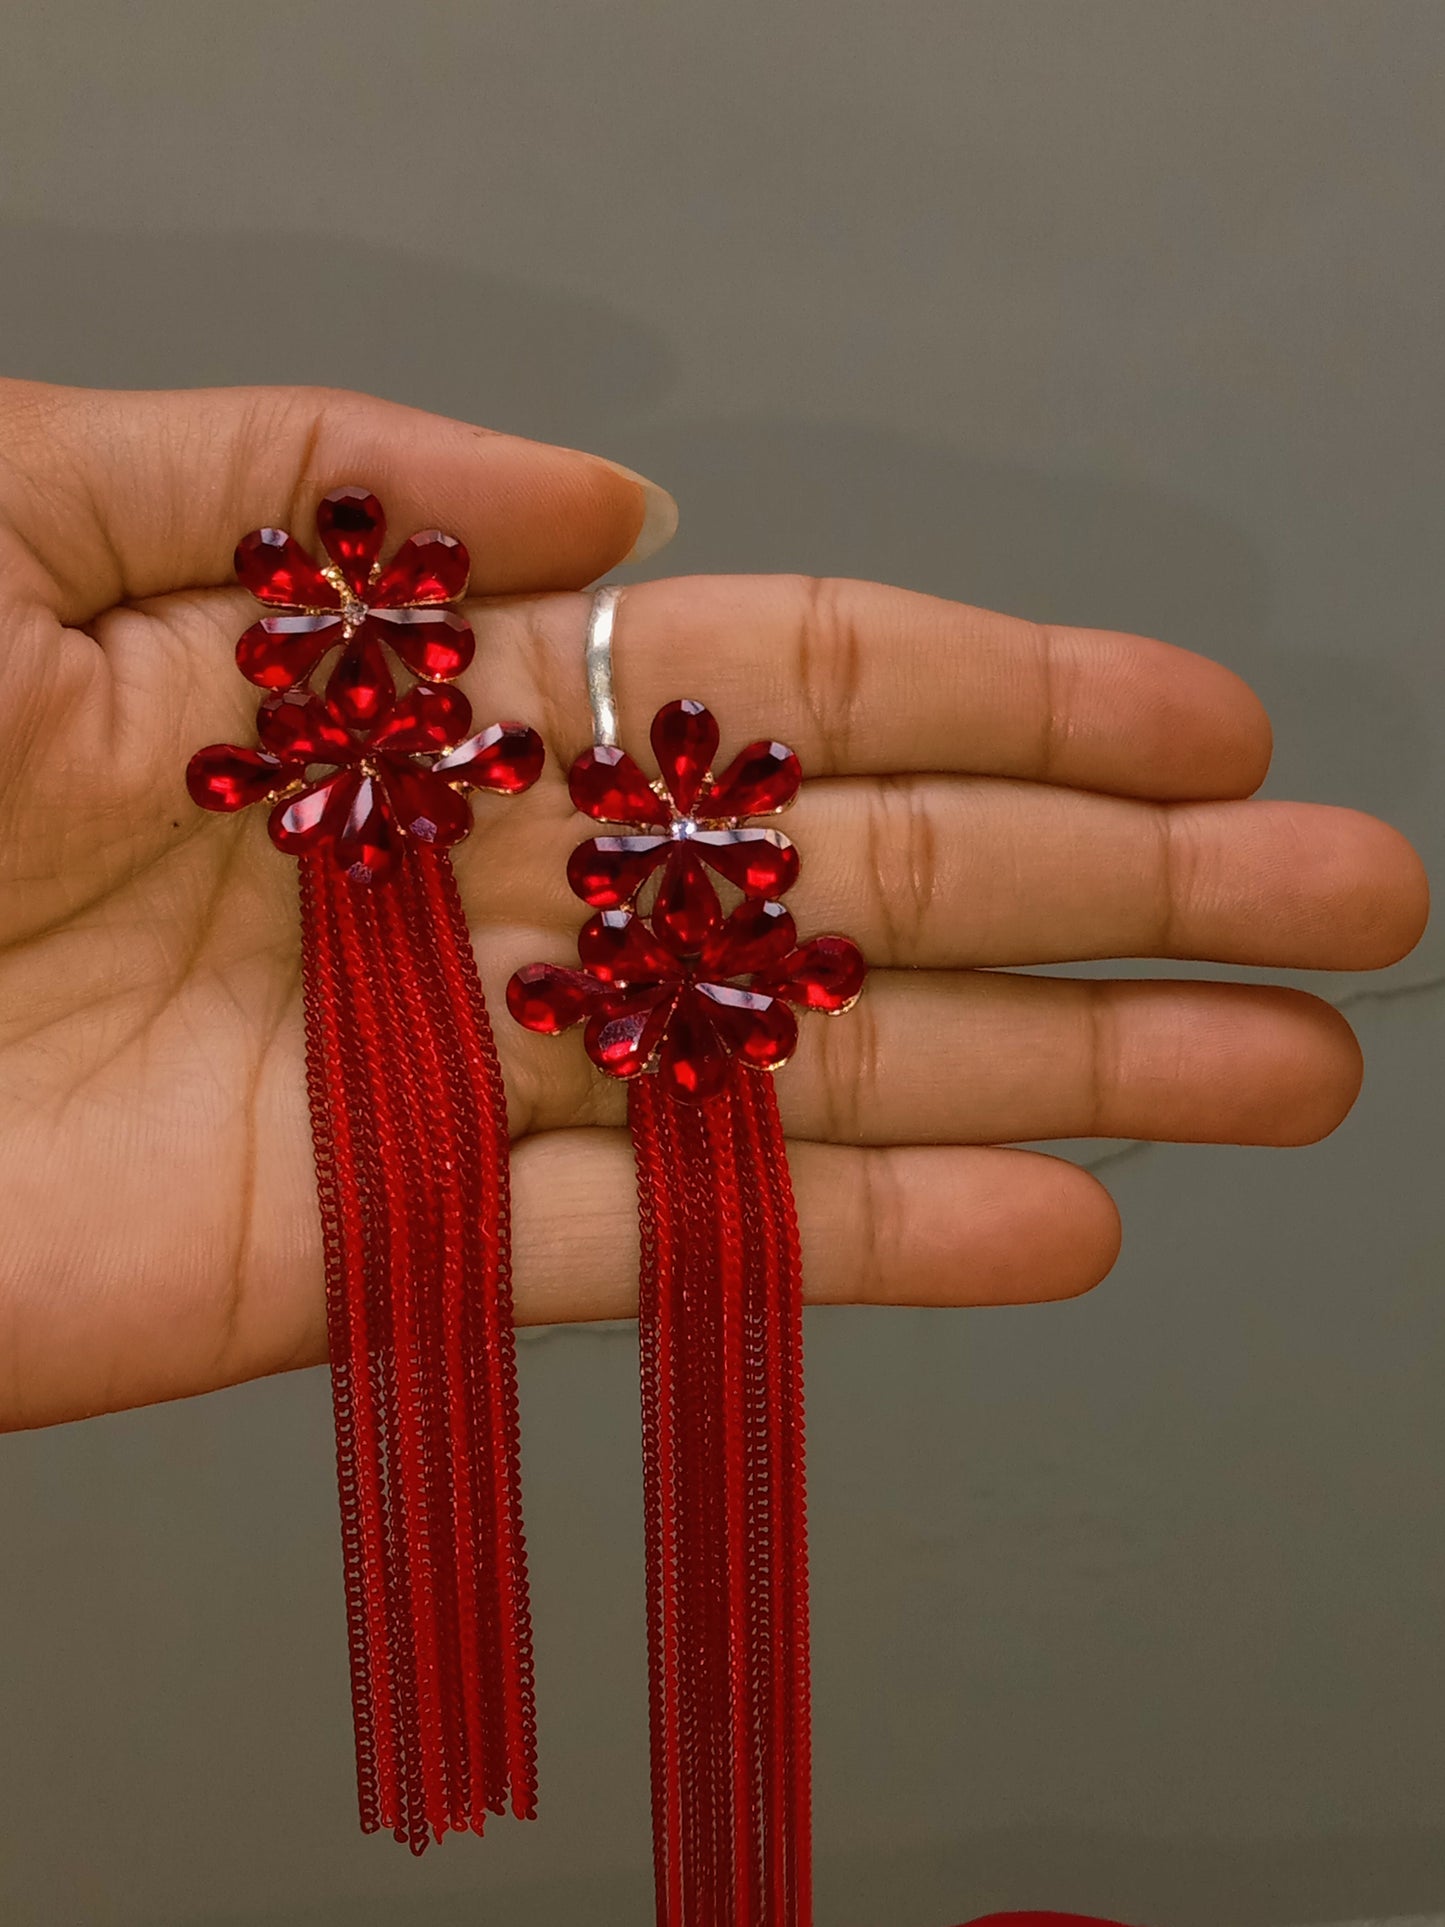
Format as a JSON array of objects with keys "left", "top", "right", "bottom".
[
  {"left": 507, "top": 587, "right": 866, "bottom": 1925},
  {"left": 186, "top": 488, "right": 542, "bottom": 1852}
]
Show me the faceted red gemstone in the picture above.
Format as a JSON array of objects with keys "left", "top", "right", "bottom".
[
  {"left": 186, "top": 743, "right": 291, "bottom": 813},
  {"left": 371, "top": 530, "right": 470, "bottom": 605},
  {"left": 702, "top": 739, "right": 802, "bottom": 819},
  {"left": 700, "top": 898, "right": 797, "bottom": 978},
  {"left": 256, "top": 691, "right": 354, "bottom": 764},
  {"left": 506, "top": 962, "right": 607, "bottom": 1035},
  {"left": 650, "top": 699, "right": 719, "bottom": 813},
  {"left": 566, "top": 834, "right": 668, "bottom": 907},
  {"left": 577, "top": 910, "right": 683, "bottom": 985},
  {"left": 435, "top": 723, "right": 545, "bottom": 795},
  {"left": 268, "top": 772, "right": 353, "bottom": 853},
  {"left": 235, "top": 528, "right": 342, "bottom": 608},
  {"left": 235, "top": 613, "right": 344, "bottom": 689},
  {"left": 325, "top": 630, "right": 396, "bottom": 730},
  {"left": 700, "top": 983, "right": 798, "bottom": 1069},
  {"left": 653, "top": 846, "right": 723, "bottom": 952},
  {"left": 315, "top": 487, "right": 386, "bottom": 595},
  {"left": 366, "top": 608, "right": 474, "bottom": 681},
  {"left": 693, "top": 827, "right": 800, "bottom": 897},
  {"left": 382, "top": 759, "right": 473, "bottom": 848},
  {"left": 655, "top": 989, "right": 731, "bottom": 1102},
  {"left": 369, "top": 681, "right": 473, "bottom": 754},
  {"left": 333, "top": 774, "right": 400, "bottom": 885},
  {"left": 764, "top": 935, "right": 866, "bottom": 1012},
  {"left": 568, "top": 745, "right": 669, "bottom": 826},
  {"left": 584, "top": 985, "right": 678, "bottom": 1079}
]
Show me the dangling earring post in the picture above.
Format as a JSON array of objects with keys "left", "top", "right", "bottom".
[{"left": 585, "top": 582, "right": 622, "bottom": 750}]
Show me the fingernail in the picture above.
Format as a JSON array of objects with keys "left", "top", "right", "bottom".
[{"left": 597, "top": 458, "right": 679, "bottom": 564}]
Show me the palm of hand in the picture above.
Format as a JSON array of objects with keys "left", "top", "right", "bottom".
[
  {"left": 0, "top": 558, "right": 619, "bottom": 1426},
  {"left": 0, "top": 380, "right": 1427, "bottom": 1429}
]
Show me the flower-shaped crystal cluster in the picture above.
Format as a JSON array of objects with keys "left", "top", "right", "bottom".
[
  {"left": 508, "top": 701, "right": 865, "bottom": 1100},
  {"left": 566, "top": 699, "right": 802, "bottom": 947},
  {"left": 186, "top": 488, "right": 543, "bottom": 884}
]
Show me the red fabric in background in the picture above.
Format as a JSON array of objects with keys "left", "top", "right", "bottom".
[{"left": 960, "top": 1915, "right": 1135, "bottom": 1925}]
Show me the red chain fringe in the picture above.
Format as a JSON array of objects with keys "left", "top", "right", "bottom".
[
  {"left": 298, "top": 846, "right": 536, "bottom": 1852},
  {"left": 631, "top": 1070, "right": 812, "bottom": 1926}
]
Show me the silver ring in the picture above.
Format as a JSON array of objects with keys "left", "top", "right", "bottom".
[{"left": 585, "top": 584, "right": 622, "bottom": 748}]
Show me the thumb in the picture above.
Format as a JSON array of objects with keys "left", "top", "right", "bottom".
[{"left": 0, "top": 379, "right": 676, "bottom": 622}]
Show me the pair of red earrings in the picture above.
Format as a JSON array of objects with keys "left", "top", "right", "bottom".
[{"left": 187, "top": 488, "right": 863, "bottom": 1925}]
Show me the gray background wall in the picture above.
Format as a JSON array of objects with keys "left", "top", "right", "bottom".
[{"left": 0, "top": 5, "right": 1441, "bottom": 1924}]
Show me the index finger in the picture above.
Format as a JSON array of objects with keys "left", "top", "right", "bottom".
[
  {"left": 491, "top": 573, "right": 1273, "bottom": 802},
  {"left": 0, "top": 379, "right": 674, "bottom": 623}
]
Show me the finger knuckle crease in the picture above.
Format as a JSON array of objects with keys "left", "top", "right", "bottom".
[
  {"left": 856, "top": 1151, "right": 904, "bottom": 1298},
  {"left": 1032, "top": 623, "right": 1064, "bottom": 781},
  {"left": 815, "top": 989, "right": 881, "bottom": 1141},
  {"left": 1154, "top": 808, "right": 1191, "bottom": 955},
  {"left": 864, "top": 780, "right": 938, "bottom": 959},
  {"left": 516, "top": 596, "right": 577, "bottom": 755},
  {"left": 793, "top": 576, "right": 863, "bottom": 767},
  {"left": 1083, "top": 984, "right": 1121, "bottom": 1138}
]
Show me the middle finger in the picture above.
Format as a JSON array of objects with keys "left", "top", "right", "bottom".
[{"left": 785, "top": 778, "right": 1420, "bottom": 969}]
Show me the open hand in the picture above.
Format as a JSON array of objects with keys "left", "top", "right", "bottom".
[{"left": 0, "top": 381, "right": 1427, "bottom": 1427}]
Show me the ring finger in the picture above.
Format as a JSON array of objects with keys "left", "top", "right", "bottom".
[
  {"left": 507, "top": 969, "right": 1363, "bottom": 1149},
  {"left": 786, "top": 777, "right": 1420, "bottom": 970}
]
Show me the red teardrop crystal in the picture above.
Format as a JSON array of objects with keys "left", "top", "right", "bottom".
[
  {"left": 369, "top": 682, "right": 473, "bottom": 754},
  {"left": 371, "top": 530, "right": 470, "bottom": 605},
  {"left": 325, "top": 631, "right": 396, "bottom": 731},
  {"left": 699, "top": 983, "right": 799, "bottom": 1069},
  {"left": 268, "top": 771, "right": 353, "bottom": 853},
  {"left": 566, "top": 835, "right": 669, "bottom": 907},
  {"left": 700, "top": 897, "right": 797, "bottom": 977},
  {"left": 382, "top": 760, "right": 473, "bottom": 848},
  {"left": 764, "top": 935, "right": 866, "bottom": 1012},
  {"left": 693, "top": 827, "right": 800, "bottom": 897},
  {"left": 577, "top": 910, "right": 683, "bottom": 985},
  {"left": 568, "top": 745, "right": 669, "bottom": 826},
  {"left": 315, "top": 487, "right": 386, "bottom": 595},
  {"left": 702, "top": 739, "right": 802, "bottom": 819},
  {"left": 235, "top": 613, "right": 344, "bottom": 689},
  {"left": 256, "top": 691, "right": 354, "bottom": 764},
  {"left": 584, "top": 986, "right": 678, "bottom": 1079},
  {"left": 507, "top": 962, "right": 608, "bottom": 1035},
  {"left": 434, "top": 723, "right": 545, "bottom": 795},
  {"left": 653, "top": 846, "right": 723, "bottom": 953},
  {"left": 186, "top": 743, "right": 290, "bottom": 813},
  {"left": 655, "top": 988, "right": 731, "bottom": 1102},
  {"left": 235, "top": 528, "right": 341, "bottom": 608},
  {"left": 366, "top": 608, "right": 475, "bottom": 681},
  {"left": 333, "top": 774, "right": 400, "bottom": 885},
  {"left": 650, "top": 699, "right": 720, "bottom": 814}
]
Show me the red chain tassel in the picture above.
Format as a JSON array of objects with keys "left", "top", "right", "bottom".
[
  {"left": 632, "top": 1069, "right": 811, "bottom": 1926},
  {"left": 187, "top": 486, "right": 548, "bottom": 1851},
  {"left": 299, "top": 844, "right": 536, "bottom": 1851},
  {"left": 508, "top": 693, "right": 867, "bottom": 1916}
]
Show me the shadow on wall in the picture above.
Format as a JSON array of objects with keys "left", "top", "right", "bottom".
[
  {"left": 0, "top": 221, "right": 672, "bottom": 435},
  {"left": 0, "top": 220, "right": 1429, "bottom": 808}
]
